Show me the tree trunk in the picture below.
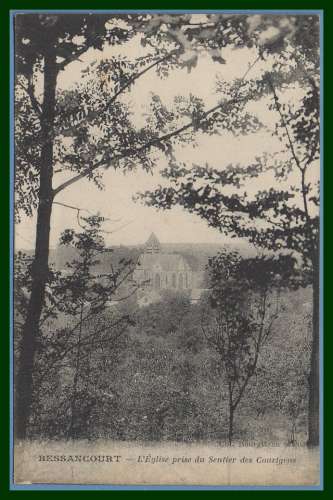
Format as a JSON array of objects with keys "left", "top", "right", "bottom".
[
  {"left": 15, "top": 47, "right": 58, "bottom": 440},
  {"left": 68, "top": 303, "right": 84, "bottom": 439},
  {"left": 228, "top": 407, "right": 234, "bottom": 446},
  {"left": 307, "top": 257, "right": 320, "bottom": 447},
  {"left": 227, "top": 384, "right": 234, "bottom": 446}
]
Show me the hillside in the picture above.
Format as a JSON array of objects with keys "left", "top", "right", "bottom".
[{"left": 17, "top": 240, "right": 256, "bottom": 275}]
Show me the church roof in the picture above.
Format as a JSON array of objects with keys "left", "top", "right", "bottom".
[
  {"left": 138, "top": 253, "right": 191, "bottom": 271},
  {"left": 145, "top": 232, "right": 160, "bottom": 248}
]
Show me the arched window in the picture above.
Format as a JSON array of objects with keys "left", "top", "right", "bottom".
[
  {"left": 155, "top": 273, "right": 161, "bottom": 289},
  {"left": 178, "top": 273, "right": 184, "bottom": 289},
  {"left": 172, "top": 273, "right": 177, "bottom": 288}
]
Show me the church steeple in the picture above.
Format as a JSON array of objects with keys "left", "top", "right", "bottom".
[{"left": 144, "top": 232, "right": 161, "bottom": 254}]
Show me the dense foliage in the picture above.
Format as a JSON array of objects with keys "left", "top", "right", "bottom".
[
  {"left": 15, "top": 243, "right": 311, "bottom": 444},
  {"left": 14, "top": 13, "right": 320, "bottom": 443}
]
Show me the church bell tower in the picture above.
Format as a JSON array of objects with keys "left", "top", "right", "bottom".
[{"left": 144, "top": 232, "right": 161, "bottom": 254}]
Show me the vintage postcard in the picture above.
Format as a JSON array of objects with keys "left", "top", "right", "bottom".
[{"left": 12, "top": 11, "right": 322, "bottom": 488}]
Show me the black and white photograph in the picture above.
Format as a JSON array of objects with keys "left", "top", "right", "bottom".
[{"left": 12, "top": 11, "right": 321, "bottom": 487}]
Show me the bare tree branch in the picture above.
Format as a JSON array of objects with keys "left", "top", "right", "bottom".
[
  {"left": 53, "top": 201, "right": 92, "bottom": 229},
  {"left": 265, "top": 72, "right": 303, "bottom": 173}
]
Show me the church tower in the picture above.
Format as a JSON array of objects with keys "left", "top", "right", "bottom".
[
  {"left": 144, "top": 232, "right": 161, "bottom": 254},
  {"left": 134, "top": 232, "right": 196, "bottom": 304}
]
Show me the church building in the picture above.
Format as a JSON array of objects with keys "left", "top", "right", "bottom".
[{"left": 133, "top": 233, "right": 193, "bottom": 292}]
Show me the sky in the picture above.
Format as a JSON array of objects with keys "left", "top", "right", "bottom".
[{"left": 15, "top": 27, "right": 319, "bottom": 250}]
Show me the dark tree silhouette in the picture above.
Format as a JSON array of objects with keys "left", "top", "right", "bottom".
[
  {"left": 202, "top": 251, "right": 296, "bottom": 444},
  {"left": 14, "top": 214, "right": 137, "bottom": 438},
  {"left": 138, "top": 16, "right": 320, "bottom": 445},
  {"left": 14, "top": 13, "right": 315, "bottom": 439}
]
